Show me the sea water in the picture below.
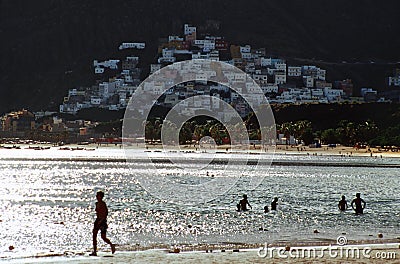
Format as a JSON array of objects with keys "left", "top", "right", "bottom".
[{"left": 0, "top": 147, "right": 399, "bottom": 260}]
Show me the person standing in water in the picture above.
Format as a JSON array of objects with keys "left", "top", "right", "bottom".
[
  {"left": 338, "top": 195, "right": 348, "bottom": 211},
  {"left": 90, "top": 191, "right": 116, "bottom": 256},
  {"left": 237, "top": 194, "right": 252, "bottom": 211},
  {"left": 271, "top": 197, "right": 278, "bottom": 210},
  {"left": 351, "top": 193, "right": 366, "bottom": 215}
]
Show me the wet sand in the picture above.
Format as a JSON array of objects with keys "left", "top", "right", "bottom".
[{"left": 8, "top": 242, "right": 400, "bottom": 263}]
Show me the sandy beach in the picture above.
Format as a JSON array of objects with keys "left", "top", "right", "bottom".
[
  {"left": 2, "top": 142, "right": 400, "bottom": 159},
  {"left": 156, "top": 143, "right": 400, "bottom": 160},
  {"left": 273, "top": 145, "right": 400, "bottom": 159}
]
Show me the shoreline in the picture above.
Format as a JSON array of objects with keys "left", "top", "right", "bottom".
[
  {"left": 2, "top": 142, "right": 400, "bottom": 158},
  {"left": 4, "top": 240, "right": 399, "bottom": 263}
]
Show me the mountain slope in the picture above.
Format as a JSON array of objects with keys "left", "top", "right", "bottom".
[{"left": 1, "top": 0, "right": 400, "bottom": 114}]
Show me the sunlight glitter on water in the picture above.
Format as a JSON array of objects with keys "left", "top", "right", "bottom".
[{"left": 0, "top": 148, "right": 399, "bottom": 260}]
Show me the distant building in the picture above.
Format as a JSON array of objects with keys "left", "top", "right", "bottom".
[
  {"left": 118, "top": 42, "right": 145, "bottom": 50},
  {"left": 287, "top": 66, "right": 302, "bottom": 77},
  {"left": 302, "top": 65, "right": 326, "bottom": 81},
  {"left": 122, "top": 57, "right": 139, "bottom": 70},
  {"left": 93, "top": 59, "right": 120, "bottom": 70},
  {"left": 168, "top": 36, "right": 184, "bottom": 42},
  {"left": 94, "top": 67, "right": 105, "bottom": 74},
  {"left": 388, "top": 68, "right": 400, "bottom": 87},
  {"left": 184, "top": 24, "right": 197, "bottom": 35},
  {"left": 1, "top": 110, "right": 35, "bottom": 132},
  {"left": 303, "top": 76, "right": 314, "bottom": 88},
  {"left": 164, "top": 94, "right": 179, "bottom": 107},
  {"left": 361, "top": 88, "right": 378, "bottom": 102},
  {"left": 215, "top": 39, "right": 228, "bottom": 50},
  {"left": 315, "top": 80, "right": 332, "bottom": 89},
  {"left": 324, "top": 87, "right": 343, "bottom": 102},
  {"left": 150, "top": 64, "right": 162, "bottom": 74},
  {"left": 334, "top": 79, "right": 354, "bottom": 97}
]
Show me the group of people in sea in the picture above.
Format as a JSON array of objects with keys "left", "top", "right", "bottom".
[
  {"left": 236, "top": 194, "right": 279, "bottom": 213},
  {"left": 90, "top": 190, "right": 366, "bottom": 256},
  {"left": 236, "top": 193, "right": 366, "bottom": 215},
  {"left": 338, "top": 193, "right": 366, "bottom": 214}
]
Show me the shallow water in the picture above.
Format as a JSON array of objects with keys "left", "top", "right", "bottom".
[{"left": 0, "top": 148, "right": 399, "bottom": 260}]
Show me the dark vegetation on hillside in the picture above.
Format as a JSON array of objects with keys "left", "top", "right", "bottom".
[{"left": 75, "top": 103, "right": 400, "bottom": 146}]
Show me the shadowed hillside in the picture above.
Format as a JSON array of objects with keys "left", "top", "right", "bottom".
[{"left": 1, "top": 0, "right": 400, "bottom": 114}]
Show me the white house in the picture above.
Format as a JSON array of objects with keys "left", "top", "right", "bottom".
[
  {"left": 240, "top": 45, "right": 251, "bottom": 53},
  {"left": 203, "top": 39, "right": 215, "bottom": 51},
  {"left": 192, "top": 52, "right": 209, "bottom": 60},
  {"left": 93, "top": 59, "right": 119, "bottom": 70},
  {"left": 162, "top": 48, "right": 174, "bottom": 58},
  {"left": 143, "top": 81, "right": 164, "bottom": 95},
  {"left": 94, "top": 67, "right": 105, "bottom": 74},
  {"left": 261, "top": 84, "right": 279, "bottom": 94},
  {"left": 324, "top": 87, "right": 343, "bottom": 102},
  {"left": 164, "top": 94, "right": 179, "bottom": 106},
  {"left": 241, "top": 52, "right": 252, "bottom": 59},
  {"left": 302, "top": 65, "right": 326, "bottom": 80},
  {"left": 303, "top": 76, "right": 314, "bottom": 88},
  {"left": 184, "top": 24, "right": 196, "bottom": 35},
  {"left": 311, "top": 88, "right": 324, "bottom": 98},
  {"left": 317, "top": 68, "right": 326, "bottom": 81},
  {"left": 388, "top": 76, "right": 400, "bottom": 86},
  {"left": 260, "top": 57, "right": 272, "bottom": 67},
  {"left": 124, "top": 75, "right": 133, "bottom": 83},
  {"left": 194, "top": 39, "right": 205, "bottom": 47},
  {"left": 150, "top": 64, "right": 162, "bottom": 74},
  {"left": 211, "top": 94, "right": 220, "bottom": 109},
  {"left": 168, "top": 36, "right": 184, "bottom": 42},
  {"left": 287, "top": 66, "right": 301, "bottom": 77},
  {"left": 253, "top": 74, "right": 268, "bottom": 82},
  {"left": 118, "top": 42, "right": 145, "bottom": 50},
  {"left": 274, "top": 73, "right": 287, "bottom": 85},
  {"left": 276, "top": 62, "right": 287, "bottom": 73},
  {"left": 209, "top": 50, "right": 219, "bottom": 61},
  {"left": 276, "top": 91, "right": 296, "bottom": 103},
  {"left": 91, "top": 97, "right": 101, "bottom": 105},
  {"left": 360, "top": 88, "right": 376, "bottom": 97}
]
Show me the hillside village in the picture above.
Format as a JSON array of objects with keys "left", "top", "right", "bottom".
[{"left": 59, "top": 23, "right": 400, "bottom": 116}]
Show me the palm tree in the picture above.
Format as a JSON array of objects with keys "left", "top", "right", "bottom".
[
  {"left": 357, "top": 120, "right": 378, "bottom": 144},
  {"left": 209, "top": 123, "right": 223, "bottom": 144},
  {"left": 179, "top": 123, "right": 192, "bottom": 144},
  {"left": 279, "top": 122, "right": 295, "bottom": 145},
  {"left": 293, "top": 120, "right": 312, "bottom": 145},
  {"left": 145, "top": 121, "right": 155, "bottom": 143}
]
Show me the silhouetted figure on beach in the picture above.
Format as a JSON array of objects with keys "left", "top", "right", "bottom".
[
  {"left": 264, "top": 205, "right": 269, "bottom": 213},
  {"left": 271, "top": 197, "right": 278, "bottom": 210},
  {"left": 237, "top": 194, "right": 252, "bottom": 211},
  {"left": 351, "top": 193, "right": 366, "bottom": 215},
  {"left": 90, "top": 191, "right": 115, "bottom": 256},
  {"left": 338, "top": 195, "right": 348, "bottom": 211}
]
